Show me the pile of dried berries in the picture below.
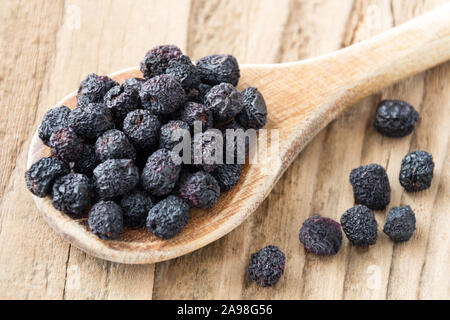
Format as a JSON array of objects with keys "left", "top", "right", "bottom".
[{"left": 26, "top": 45, "right": 268, "bottom": 242}]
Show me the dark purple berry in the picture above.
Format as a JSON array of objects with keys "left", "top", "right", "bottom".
[
  {"left": 141, "top": 149, "right": 181, "bottom": 197},
  {"left": 140, "top": 75, "right": 186, "bottom": 115},
  {"left": 248, "top": 245, "right": 285, "bottom": 287},
  {"left": 146, "top": 195, "right": 189, "bottom": 239},
  {"left": 383, "top": 206, "right": 416, "bottom": 242},
  {"left": 120, "top": 190, "right": 154, "bottom": 229},
  {"left": 159, "top": 120, "right": 190, "bottom": 150},
  {"left": 52, "top": 173, "right": 92, "bottom": 215},
  {"left": 220, "top": 120, "right": 251, "bottom": 164},
  {"left": 77, "top": 73, "right": 118, "bottom": 108},
  {"left": 73, "top": 144, "right": 99, "bottom": 177},
  {"left": 166, "top": 55, "right": 200, "bottom": 92},
  {"left": 49, "top": 128, "right": 83, "bottom": 162},
  {"left": 68, "top": 103, "right": 115, "bottom": 140},
  {"left": 205, "top": 83, "right": 243, "bottom": 122},
  {"left": 340, "top": 205, "right": 378, "bottom": 246},
  {"left": 177, "top": 102, "right": 213, "bottom": 132},
  {"left": 196, "top": 54, "right": 240, "bottom": 86},
  {"left": 140, "top": 45, "right": 183, "bottom": 79},
  {"left": 191, "top": 130, "right": 223, "bottom": 173},
  {"left": 88, "top": 200, "right": 123, "bottom": 240},
  {"left": 187, "top": 83, "right": 212, "bottom": 104},
  {"left": 236, "top": 87, "right": 267, "bottom": 130},
  {"left": 399, "top": 150, "right": 434, "bottom": 192},
  {"left": 299, "top": 215, "right": 342, "bottom": 255},
  {"left": 123, "top": 109, "right": 161, "bottom": 150},
  {"left": 122, "top": 77, "right": 145, "bottom": 92},
  {"left": 93, "top": 159, "right": 139, "bottom": 198},
  {"left": 374, "top": 100, "right": 419, "bottom": 137},
  {"left": 349, "top": 163, "right": 390, "bottom": 210},
  {"left": 103, "top": 84, "right": 141, "bottom": 126},
  {"left": 25, "top": 157, "right": 70, "bottom": 197},
  {"left": 212, "top": 164, "right": 241, "bottom": 191},
  {"left": 95, "top": 129, "right": 136, "bottom": 162},
  {"left": 38, "top": 106, "right": 71, "bottom": 146},
  {"left": 178, "top": 171, "right": 220, "bottom": 209}
]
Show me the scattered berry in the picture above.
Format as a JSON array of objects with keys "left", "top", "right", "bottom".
[
  {"left": 349, "top": 163, "right": 390, "bottom": 210},
  {"left": 88, "top": 200, "right": 123, "bottom": 240},
  {"left": 299, "top": 215, "right": 342, "bottom": 255},
  {"left": 103, "top": 84, "right": 141, "bottom": 126},
  {"left": 374, "top": 100, "right": 419, "bottom": 137},
  {"left": 68, "top": 103, "right": 115, "bottom": 140},
  {"left": 248, "top": 245, "right": 285, "bottom": 287},
  {"left": 146, "top": 195, "right": 189, "bottom": 239},
  {"left": 159, "top": 120, "right": 190, "bottom": 150},
  {"left": 73, "top": 143, "right": 99, "bottom": 177},
  {"left": 140, "top": 75, "right": 186, "bottom": 116},
  {"left": 383, "top": 206, "right": 416, "bottom": 242},
  {"left": 141, "top": 149, "right": 181, "bottom": 197},
  {"left": 177, "top": 102, "right": 213, "bottom": 132},
  {"left": 205, "top": 83, "right": 243, "bottom": 122},
  {"left": 95, "top": 129, "right": 136, "bottom": 162},
  {"left": 399, "top": 150, "right": 434, "bottom": 192},
  {"left": 38, "top": 106, "right": 71, "bottom": 146},
  {"left": 340, "top": 205, "right": 378, "bottom": 246},
  {"left": 140, "top": 45, "right": 183, "bottom": 79},
  {"left": 166, "top": 55, "right": 200, "bottom": 91},
  {"left": 122, "top": 109, "right": 161, "bottom": 151},
  {"left": 236, "top": 87, "right": 267, "bottom": 130},
  {"left": 178, "top": 171, "right": 220, "bottom": 208},
  {"left": 77, "top": 73, "right": 118, "bottom": 108},
  {"left": 49, "top": 128, "right": 83, "bottom": 162},
  {"left": 120, "top": 190, "right": 154, "bottom": 229},
  {"left": 212, "top": 164, "right": 241, "bottom": 191},
  {"left": 196, "top": 54, "right": 240, "bottom": 86},
  {"left": 52, "top": 173, "right": 92, "bottom": 215},
  {"left": 93, "top": 159, "right": 139, "bottom": 198},
  {"left": 25, "top": 157, "right": 70, "bottom": 197}
]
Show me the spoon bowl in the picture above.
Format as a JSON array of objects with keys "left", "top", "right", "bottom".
[{"left": 28, "top": 4, "right": 450, "bottom": 263}]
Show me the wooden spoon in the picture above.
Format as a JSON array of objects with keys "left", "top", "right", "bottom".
[{"left": 28, "top": 5, "right": 450, "bottom": 264}]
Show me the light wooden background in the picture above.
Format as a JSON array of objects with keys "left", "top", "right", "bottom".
[{"left": 0, "top": 0, "right": 449, "bottom": 300}]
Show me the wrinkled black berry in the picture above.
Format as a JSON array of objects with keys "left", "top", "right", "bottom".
[
  {"left": 146, "top": 195, "right": 189, "bottom": 239},
  {"left": 93, "top": 159, "right": 139, "bottom": 198},
  {"left": 95, "top": 129, "right": 136, "bottom": 162},
  {"left": 212, "top": 164, "right": 241, "bottom": 191},
  {"left": 140, "top": 75, "right": 186, "bottom": 115},
  {"left": 177, "top": 102, "right": 213, "bottom": 132},
  {"left": 188, "top": 83, "right": 212, "bottom": 104},
  {"left": 88, "top": 200, "right": 123, "bottom": 240},
  {"left": 166, "top": 55, "right": 200, "bottom": 92},
  {"left": 77, "top": 73, "right": 118, "bottom": 108},
  {"left": 73, "top": 144, "right": 99, "bottom": 177},
  {"left": 120, "top": 190, "right": 154, "bottom": 229},
  {"left": 399, "top": 150, "right": 434, "bottom": 192},
  {"left": 140, "top": 45, "right": 183, "bottom": 79},
  {"left": 191, "top": 130, "right": 223, "bottom": 173},
  {"left": 236, "top": 87, "right": 267, "bottom": 130},
  {"left": 248, "top": 245, "right": 285, "bottom": 287},
  {"left": 220, "top": 120, "right": 251, "bottom": 164},
  {"left": 340, "top": 205, "right": 378, "bottom": 246},
  {"left": 38, "top": 106, "right": 71, "bottom": 146},
  {"left": 299, "top": 215, "right": 342, "bottom": 255},
  {"left": 159, "top": 120, "right": 190, "bottom": 150},
  {"left": 103, "top": 84, "right": 141, "bottom": 126},
  {"left": 123, "top": 109, "right": 161, "bottom": 151},
  {"left": 141, "top": 149, "right": 181, "bottom": 197},
  {"left": 205, "top": 83, "right": 243, "bottom": 122},
  {"left": 349, "top": 163, "right": 390, "bottom": 210},
  {"left": 196, "top": 54, "right": 240, "bottom": 86},
  {"left": 25, "top": 157, "right": 70, "bottom": 197},
  {"left": 52, "top": 173, "right": 92, "bottom": 215},
  {"left": 122, "top": 77, "right": 145, "bottom": 92},
  {"left": 49, "top": 128, "right": 83, "bottom": 162},
  {"left": 178, "top": 171, "right": 220, "bottom": 208},
  {"left": 68, "top": 103, "right": 115, "bottom": 140},
  {"left": 383, "top": 205, "right": 416, "bottom": 242},
  {"left": 374, "top": 100, "right": 419, "bottom": 137}
]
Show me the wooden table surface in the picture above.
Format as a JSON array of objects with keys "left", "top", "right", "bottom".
[{"left": 0, "top": 0, "right": 449, "bottom": 300}]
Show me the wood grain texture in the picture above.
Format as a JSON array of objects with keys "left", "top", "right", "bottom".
[{"left": 0, "top": 0, "right": 449, "bottom": 299}]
